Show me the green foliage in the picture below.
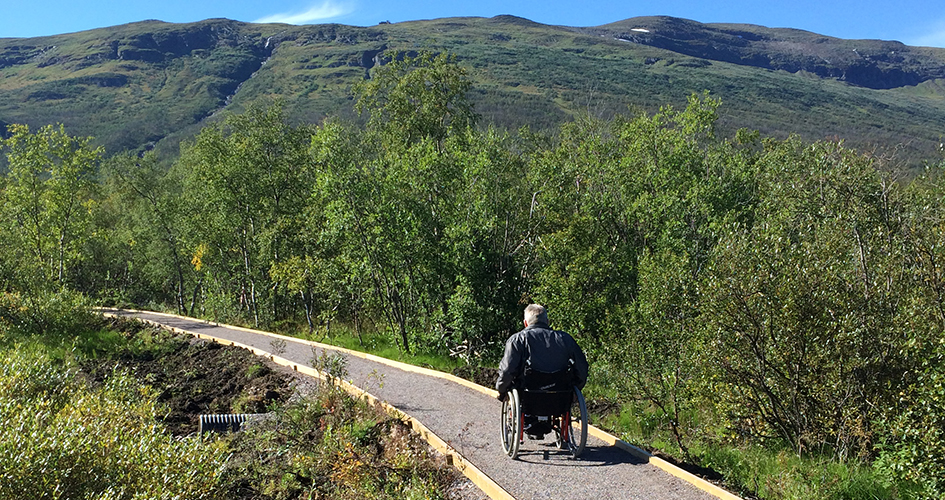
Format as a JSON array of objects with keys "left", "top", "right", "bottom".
[
  {"left": 871, "top": 165, "right": 945, "bottom": 499},
  {"left": 310, "top": 58, "right": 491, "bottom": 353},
  {"left": 174, "top": 102, "right": 315, "bottom": 325},
  {"left": 0, "top": 348, "right": 229, "bottom": 499},
  {"left": 876, "top": 358, "right": 945, "bottom": 499},
  {"left": 1, "top": 123, "right": 102, "bottom": 291},
  {"left": 222, "top": 382, "right": 456, "bottom": 499},
  {"left": 355, "top": 51, "right": 478, "bottom": 150},
  {"left": 0, "top": 289, "right": 94, "bottom": 347},
  {"left": 526, "top": 96, "right": 755, "bottom": 459},
  {"left": 311, "top": 349, "right": 349, "bottom": 380},
  {"left": 704, "top": 139, "right": 910, "bottom": 458},
  {"left": 97, "top": 152, "right": 192, "bottom": 311}
]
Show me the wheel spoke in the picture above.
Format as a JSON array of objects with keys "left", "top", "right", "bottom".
[{"left": 499, "top": 389, "right": 521, "bottom": 459}]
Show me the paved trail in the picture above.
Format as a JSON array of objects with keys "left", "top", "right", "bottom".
[{"left": 104, "top": 309, "right": 726, "bottom": 500}]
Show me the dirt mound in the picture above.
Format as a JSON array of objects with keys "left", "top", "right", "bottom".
[{"left": 83, "top": 319, "right": 295, "bottom": 435}]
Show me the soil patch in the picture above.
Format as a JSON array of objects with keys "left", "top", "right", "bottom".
[{"left": 83, "top": 317, "right": 296, "bottom": 435}]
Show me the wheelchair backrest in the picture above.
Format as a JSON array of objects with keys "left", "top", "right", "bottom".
[{"left": 520, "top": 365, "right": 573, "bottom": 393}]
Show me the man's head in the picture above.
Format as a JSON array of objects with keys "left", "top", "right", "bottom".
[{"left": 523, "top": 304, "right": 549, "bottom": 327}]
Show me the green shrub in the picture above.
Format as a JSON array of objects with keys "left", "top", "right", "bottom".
[
  {"left": 222, "top": 382, "right": 456, "bottom": 499},
  {"left": 0, "top": 348, "right": 229, "bottom": 500},
  {"left": 875, "top": 360, "right": 945, "bottom": 499},
  {"left": 0, "top": 289, "right": 94, "bottom": 342}
]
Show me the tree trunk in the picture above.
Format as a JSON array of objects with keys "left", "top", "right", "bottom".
[
  {"left": 190, "top": 278, "right": 203, "bottom": 316},
  {"left": 301, "top": 289, "right": 314, "bottom": 334}
]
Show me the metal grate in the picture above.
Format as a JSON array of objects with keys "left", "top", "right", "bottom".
[{"left": 198, "top": 413, "right": 270, "bottom": 434}]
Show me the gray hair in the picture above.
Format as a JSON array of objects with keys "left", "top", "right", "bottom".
[{"left": 523, "top": 304, "right": 549, "bottom": 327}]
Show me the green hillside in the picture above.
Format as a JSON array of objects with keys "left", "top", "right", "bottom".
[{"left": 1, "top": 15, "right": 944, "bottom": 165}]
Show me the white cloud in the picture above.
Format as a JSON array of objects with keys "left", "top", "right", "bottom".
[{"left": 254, "top": 1, "right": 353, "bottom": 25}]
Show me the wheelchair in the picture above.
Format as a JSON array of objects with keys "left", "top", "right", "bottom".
[{"left": 500, "top": 367, "right": 588, "bottom": 459}]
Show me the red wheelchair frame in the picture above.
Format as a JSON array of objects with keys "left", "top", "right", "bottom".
[{"left": 500, "top": 369, "right": 588, "bottom": 459}]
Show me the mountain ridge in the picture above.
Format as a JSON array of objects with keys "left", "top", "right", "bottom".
[
  {"left": 578, "top": 16, "right": 945, "bottom": 89},
  {"left": 1, "top": 15, "right": 943, "bottom": 166}
]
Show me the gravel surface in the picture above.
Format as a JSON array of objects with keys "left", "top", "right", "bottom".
[{"left": 105, "top": 309, "right": 721, "bottom": 500}]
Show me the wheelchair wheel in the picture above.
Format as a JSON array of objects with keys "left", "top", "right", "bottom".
[
  {"left": 500, "top": 388, "right": 522, "bottom": 459},
  {"left": 555, "top": 387, "right": 588, "bottom": 458}
]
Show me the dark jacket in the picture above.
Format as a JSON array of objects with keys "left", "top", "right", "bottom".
[{"left": 495, "top": 322, "right": 589, "bottom": 396}]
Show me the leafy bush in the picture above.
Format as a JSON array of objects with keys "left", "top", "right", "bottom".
[
  {"left": 870, "top": 167, "right": 945, "bottom": 500},
  {"left": 875, "top": 359, "right": 945, "bottom": 499},
  {"left": 222, "top": 382, "right": 457, "bottom": 499},
  {"left": 703, "top": 139, "right": 911, "bottom": 458},
  {"left": 0, "top": 348, "right": 229, "bottom": 499},
  {"left": 0, "top": 289, "right": 95, "bottom": 343}
]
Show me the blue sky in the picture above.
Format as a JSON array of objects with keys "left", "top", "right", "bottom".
[{"left": 3, "top": 0, "right": 945, "bottom": 48}]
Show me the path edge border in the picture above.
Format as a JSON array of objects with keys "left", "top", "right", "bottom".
[
  {"left": 100, "top": 309, "right": 514, "bottom": 500},
  {"left": 100, "top": 308, "right": 742, "bottom": 500}
]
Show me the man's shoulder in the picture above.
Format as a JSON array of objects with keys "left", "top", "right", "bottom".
[
  {"left": 541, "top": 326, "right": 574, "bottom": 339},
  {"left": 505, "top": 329, "right": 528, "bottom": 347},
  {"left": 509, "top": 325, "right": 576, "bottom": 343},
  {"left": 507, "top": 326, "right": 542, "bottom": 343},
  {"left": 554, "top": 328, "right": 577, "bottom": 341},
  {"left": 547, "top": 328, "right": 582, "bottom": 352}
]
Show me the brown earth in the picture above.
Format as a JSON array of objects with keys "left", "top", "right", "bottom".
[{"left": 82, "top": 317, "right": 297, "bottom": 435}]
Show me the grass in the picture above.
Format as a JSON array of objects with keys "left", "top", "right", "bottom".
[
  {"left": 690, "top": 441, "right": 902, "bottom": 500},
  {"left": 284, "top": 321, "right": 468, "bottom": 374}
]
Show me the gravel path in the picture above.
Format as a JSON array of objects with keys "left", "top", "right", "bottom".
[{"left": 105, "top": 309, "right": 720, "bottom": 500}]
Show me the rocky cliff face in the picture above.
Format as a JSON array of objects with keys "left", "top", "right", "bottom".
[
  {"left": 2, "top": 20, "right": 270, "bottom": 73},
  {"left": 0, "top": 19, "right": 283, "bottom": 154},
  {"left": 579, "top": 16, "right": 945, "bottom": 89}
]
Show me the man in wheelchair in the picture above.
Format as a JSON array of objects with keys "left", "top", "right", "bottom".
[{"left": 496, "top": 304, "right": 589, "bottom": 441}]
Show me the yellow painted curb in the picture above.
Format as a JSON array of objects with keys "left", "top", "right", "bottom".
[
  {"left": 100, "top": 308, "right": 742, "bottom": 500},
  {"left": 103, "top": 308, "right": 499, "bottom": 397},
  {"left": 584, "top": 426, "right": 742, "bottom": 500},
  {"left": 101, "top": 309, "right": 514, "bottom": 500}
]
